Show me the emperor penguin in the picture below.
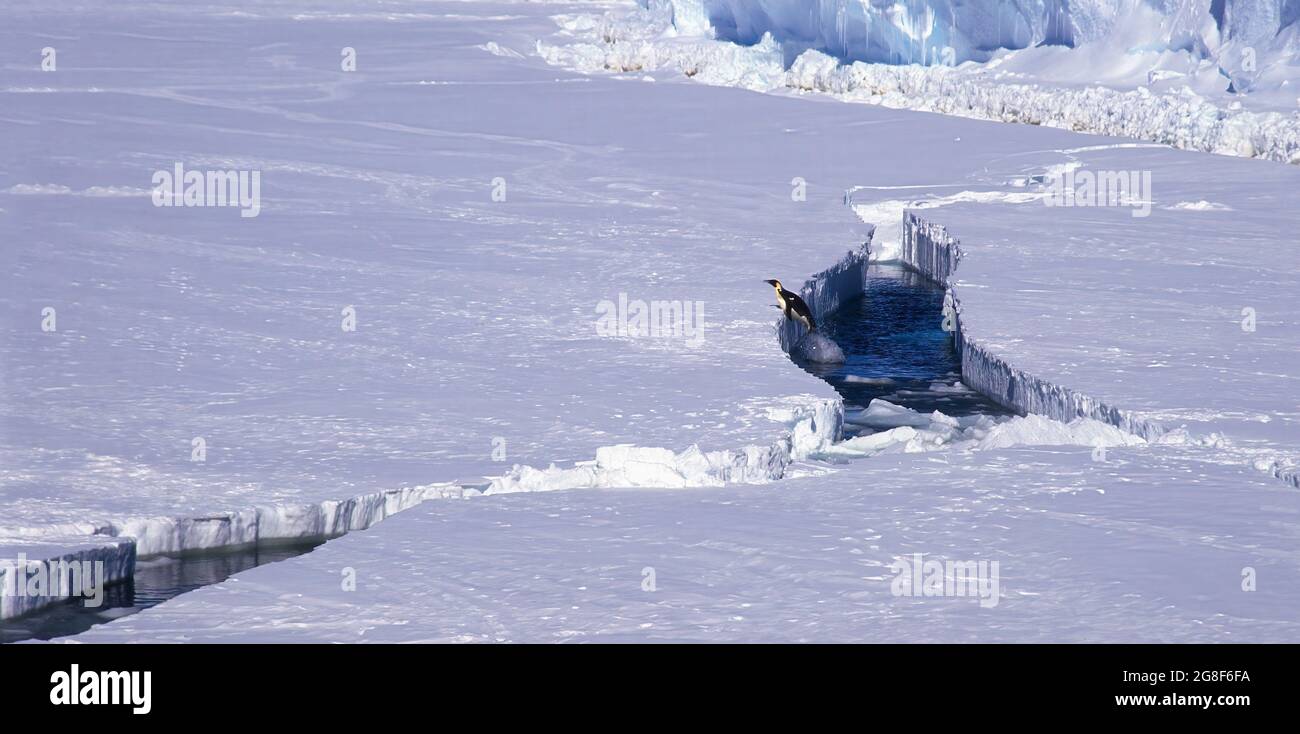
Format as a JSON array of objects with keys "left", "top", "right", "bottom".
[{"left": 764, "top": 279, "right": 816, "bottom": 332}]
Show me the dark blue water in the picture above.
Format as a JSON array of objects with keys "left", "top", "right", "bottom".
[
  {"left": 0, "top": 541, "right": 322, "bottom": 644},
  {"left": 792, "top": 263, "right": 1011, "bottom": 431}
]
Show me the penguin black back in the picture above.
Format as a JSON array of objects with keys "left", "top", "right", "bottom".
[{"left": 764, "top": 279, "right": 816, "bottom": 332}]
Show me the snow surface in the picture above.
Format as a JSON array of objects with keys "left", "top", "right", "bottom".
[
  {"left": 65, "top": 445, "right": 1300, "bottom": 643},
  {"left": 3, "top": 0, "right": 864, "bottom": 564},
  {"left": 3, "top": 0, "right": 1298, "bottom": 640}
]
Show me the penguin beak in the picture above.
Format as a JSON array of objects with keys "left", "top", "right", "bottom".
[{"left": 763, "top": 279, "right": 777, "bottom": 286}]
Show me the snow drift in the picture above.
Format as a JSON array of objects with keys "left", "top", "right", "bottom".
[
  {"left": 486, "top": 396, "right": 843, "bottom": 494},
  {"left": 827, "top": 398, "right": 1143, "bottom": 459}
]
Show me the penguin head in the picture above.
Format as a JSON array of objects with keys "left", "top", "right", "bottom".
[{"left": 764, "top": 279, "right": 782, "bottom": 290}]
